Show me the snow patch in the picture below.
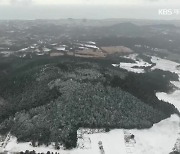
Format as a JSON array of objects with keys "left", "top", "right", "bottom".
[
  {"left": 75, "top": 115, "right": 179, "bottom": 154},
  {"left": 55, "top": 47, "right": 66, "bottom": 51},
  {"left": 152, "top": 56, "right": 180, "bottom": 111},
  {"left": 113, "top": 54, "right": 151, "bottom": 73},
  {"left": 151, "top": 56, "right": 180, "bottom": 76}
]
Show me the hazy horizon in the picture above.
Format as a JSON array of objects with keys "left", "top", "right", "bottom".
[{"left": 0, "top": 0, "right": 179, "bottom": 20}]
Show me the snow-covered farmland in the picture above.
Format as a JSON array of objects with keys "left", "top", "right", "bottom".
[
  {"left": 151, "top": 56, "right": 180, "bottom": 76},
  {"left": 130, "top": 114, "right": 179, "bottom": 154},
  {"left": 151, "top": 56, "right": 180, "bottom": 111},
  {"left": 74, "top": 115, "right": 179, "bottom": 154},
  {"left": 75, "top": 42, "right": 99, "bottom": 50},
  {"left": 113, "top": 54, "right": 151, "bottom": 73},
  {"left": 157, "top": 89, "right": 180, "bottom": 111}
]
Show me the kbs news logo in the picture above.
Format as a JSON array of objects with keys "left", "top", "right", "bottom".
[{"left": 158, "top": 9, "right": 180, "bottom": 15}]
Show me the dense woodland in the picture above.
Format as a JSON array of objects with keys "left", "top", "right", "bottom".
[
  {"left": 170, "top": 151, "right": 180, "bottom": 154},
  {"left": 0, "top": 55, "right": 179, "bottom": 149}
]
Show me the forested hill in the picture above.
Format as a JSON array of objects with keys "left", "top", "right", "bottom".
[{"left": 0, "top": 55, "right": 179, "bottom": 149}]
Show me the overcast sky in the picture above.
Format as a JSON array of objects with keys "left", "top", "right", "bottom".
[
  {"left": 0, "top": 0, "right": 179, "bottom": 5},
  {"left": 0, "top": 0, "right": 179, "bottom": 19}
]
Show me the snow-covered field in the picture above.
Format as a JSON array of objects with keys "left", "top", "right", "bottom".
[
  {"left": 156, "top": 87, "right": 180, "bottom": 111},
  {"left": 151, "top": 56, "right": 180, "bottom": 75},
  {"left": 151, "top": 56, "right": 180, "bottom": 111},
  {"left": 75, "top": 115, "right": 179, "bottom": 154},
  {"left": 131, "top": 115, "right": 179, "bottom": 154},
  {"left": 113, "top": 54, "right": 151, "bottom": 73}
]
